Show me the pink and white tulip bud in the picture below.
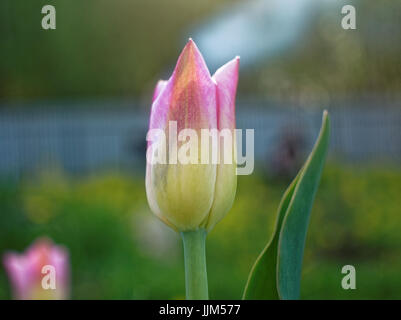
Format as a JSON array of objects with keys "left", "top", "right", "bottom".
[
  {"left": 3, "top": 238, "right": 69, "bottom": 300},
  {"left": 146, "top": 39, "right": 239, "bottom": 232}
]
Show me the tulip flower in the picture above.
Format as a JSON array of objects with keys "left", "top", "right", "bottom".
[
  {"left": 3, "top": 238, "right": 69, "bottom": 300},
  {"left": 146, "top": 39, "right": 239, "bottom": 232},
  {"left": 146, "top": 39, "right": 239, "bottom": 299}
]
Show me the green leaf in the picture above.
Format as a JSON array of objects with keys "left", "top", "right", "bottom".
[
  {"left": 242, "top": 174, "right": 299, "bottom": 299},
  {"left": 243, "top": 110, "right": 330, "bottom": 300}
]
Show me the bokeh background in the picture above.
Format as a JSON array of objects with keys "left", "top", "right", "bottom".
[{"left": 0, "top": 0, "right": 400, "bottom": 299}]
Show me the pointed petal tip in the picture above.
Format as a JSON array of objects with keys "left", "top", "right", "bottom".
[
  {"left": 173, "top": 37, "right": 211, "bottom": 79},
  {"left": 181, "top": 38, "right": 208, "bottom": 63},
  {"left": 212, "top": 56, "right": 240, "bottom": 81},
  {"left": 232, "top": 56, "right": 240, "bottom": 65},
  {"left": 224, "top": 56, "right": 240, "bottom": 69},
  {"left": 184, "top": 37, "right": 195, "bottom": 48},
  {"left": 231, "top": 56, "right": 240, "bottom": 68}
]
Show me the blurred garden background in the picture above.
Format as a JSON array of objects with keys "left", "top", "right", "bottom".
[{"left": 0, "top": 0, "right": 400, "bottom": 299}]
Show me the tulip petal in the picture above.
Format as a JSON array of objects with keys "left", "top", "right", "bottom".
[
  {"left": 49, "top": 245, "right": 69, "bottom": 299},
  {"left": 146, "top": 39, "right": 218, "bottom": 231},
  {"left": 3, "top": 253, "right": 32, "bottom": 299},
  {"left": 152, "top": 80, "right": 167, "bottom": 102},
  {"left": 212, "top": 56, "right": 240, "bottom": 130},
  {"left": 205, "top": 57, "right": 240, "bottom": 231},
  {"left": 149, "top": 39, "right": 217, "bottom": 133},
  {"left": 3, "top": 239, "right": 69, "bottom": 300},
  {"left": 170, "top": 39, "right": 217, "bottom": 131}
]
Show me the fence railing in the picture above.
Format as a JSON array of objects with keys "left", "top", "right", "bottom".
[{"left": 0, "top": 99, "right": 400, "bottom": 178}]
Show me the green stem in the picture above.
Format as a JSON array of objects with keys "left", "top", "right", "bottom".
[{"left": 181, "top": 229, "right": 208, "bottom": 300}]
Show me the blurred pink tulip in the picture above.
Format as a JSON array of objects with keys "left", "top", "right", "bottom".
[
  {"left": 3, "top": 238, "right": 69, "bottom": 300},
  {"left": 146, "top": 39, "right": 239, "bottom": 232}
]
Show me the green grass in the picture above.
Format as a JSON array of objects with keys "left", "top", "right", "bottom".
[{"left": 0, "top": 163, "right": 400, "bottom": 299}]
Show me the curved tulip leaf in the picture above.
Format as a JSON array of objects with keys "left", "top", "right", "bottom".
[
  {"left": 243, "top": 111, "right": 330, "bottom": 300},
  {"left": 242, "top": 174, "right": 300, "bottom": 299}
]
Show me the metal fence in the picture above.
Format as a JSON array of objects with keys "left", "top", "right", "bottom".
[{"left": 0, "top": 99, "right": 400, "bottom": 179}]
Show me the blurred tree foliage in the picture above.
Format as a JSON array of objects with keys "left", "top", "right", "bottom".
[
  {"left": 0, "top": 0, "right": 400, "bottom": 103},
  {"left": 0, "top": 163, "right": 400, "bottom": 299},
  {"left": 0, "top": 0, "right": 233, "bottom": 100},
  {"left": 242, "top": 0, "right": 401, "bottom": 104}
]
